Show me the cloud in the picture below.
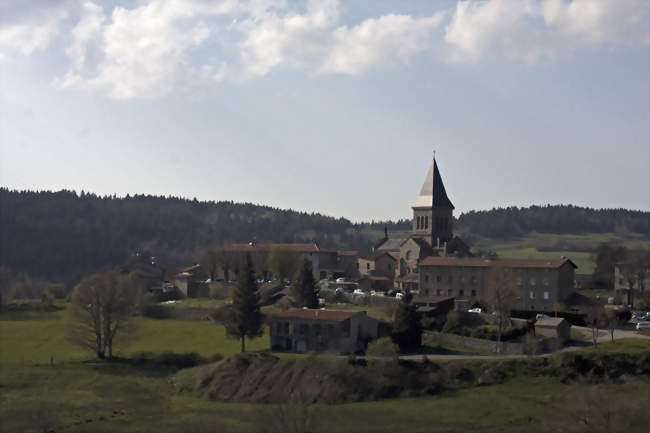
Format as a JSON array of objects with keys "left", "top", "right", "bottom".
[
  {"left": 445, "top": 0, "right": 650, "bottom": 64},
  {"left": 322, "top": 13, "right": 444, "bottom": 75},
  {"left": 0, "top": 0, "right": 69, "bottom": 56},
  {"left": 57, "top": 0, "right": 239, "bottom": 99},
  {"left": 27, "top": 0, "right": 647, "bottom": 98}
]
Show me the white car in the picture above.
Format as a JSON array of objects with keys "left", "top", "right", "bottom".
[
  {"left": 395, "top": 292, "right": 403, "bottom": 300},
  {"left": 336, "top": 277, "right": 346, "bottom": 283},
  {"left": 536, "top": 314, "right": 551, "bottom": 320},
  {"left": 353, "top": 288, "right": 369, "bottom": 297},
  {"left": 636, "top": 322, "right": 650, "bottom": 331},
  {"left": 468, "top": 307, "right": 482, "bottom": 314}
]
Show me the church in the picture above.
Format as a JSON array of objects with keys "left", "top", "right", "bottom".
[
  {"left": 370, "top": 158, "right": 577, "bottom": 311},
  {"left": 372, "top": 158, "right": 471, "bottom": 291}
]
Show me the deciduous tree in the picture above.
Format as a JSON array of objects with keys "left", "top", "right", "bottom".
[
  {"left": 485, "top": 263, "right": 516, "bottom": 353},
  {"left": 267, "top": 245, "right": 299, "bottom": 282},
  {"left": 68, "top": 269, "right": 140, "bottom": 359}
]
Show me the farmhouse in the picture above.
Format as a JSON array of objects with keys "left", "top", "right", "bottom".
[
  {"left": 534, "top": 317, "right": 571, "bottom": 346},
  {"left": 269, "top": 308, "right": 379, "bottom": 354}
]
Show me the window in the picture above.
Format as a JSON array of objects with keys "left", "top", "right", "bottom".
[
  {"left": 530, "top": 291, "right": 535, "bottom": 299},
  {"left": 459, "top": 289, "right": 464, "bottom": 296},
  {"left": 424, "top": 275, "right": 429, "bottom": 283},
  {"left": 447, "top": 289, "right": 452, "bottom": 296},
  {"left": 529, "top": 277, "right": 536, "bottom": 286},
  {"left": 471, "top": 275, "right": 477, "bottom": 285},
  {"left": 406, "top": 250, "right": 411, "bottom": 260},
  {"left": 425, "top": 216, "right": 428, "bottom": 229},
  {"left": 516, "top": 277, "right": 523, "bottom": 286},
  {"left": 460, "top": 276, "right": 465, "bottom": 283},
  {"left": 436, "top": 275, "right": 441, "bottom": 283},
  {"left": 448, "top": 275, "right": 453, "bottom": 283},
  {"left": 471, "top": 290, "right": 476, "bottom": 297},
  {"left": 543, "top": 291, "right": 549, "bottom": 300},
  {"left": 543, "top": 278, "right": 549, "bottom": 286},
  {"left": 388, "top": 263, "right": 392, "bottom": 271},
  {"left": 366, "top": 263, "right": 370, "bottom": 270},
  {"left": 313, "top": 324, "right": 321, "bottom": 336},
  {"left": 436, "top": 289, "right": 441, "bottom": 296}
]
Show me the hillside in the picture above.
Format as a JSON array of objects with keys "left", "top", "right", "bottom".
[{"left": 1, "top": 188, "right": 649, "bottom": 283}]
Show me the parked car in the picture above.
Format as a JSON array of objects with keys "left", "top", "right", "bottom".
[
  {"left": 395, "top": 292, "right": 403, "bottom": 300},
  {"left": 468, "top": 307, "right": 482, "bottom": 314},
  {"left": 536, "top": 313, "right": 551, "bottom": 320},
  {"left": 336, "top": 277, "right": 346, "bottom": 283},
  {"left": 636, "top": 322, "right": 650, "bottom": 331},
  {"left": 385, "top": 289, "right": 397, "bottom": 297},
  {"left": 353, "top": 288, "right": 369, "bottom": 297}
]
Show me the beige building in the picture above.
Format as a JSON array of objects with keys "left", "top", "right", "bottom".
[
  {"left": 269, "top": 308, "right": 379, "bottom": 354},
  {"left": 418, "top": 257, "right": 577, "bottom": 311}
]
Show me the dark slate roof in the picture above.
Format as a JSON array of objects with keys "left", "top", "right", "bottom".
[
  {"left": 419, "top": 257, "right": 578, "bottom": 269},
  {"left": 412, "top": 159, "right": 454, "bottom": 209},
  {"left": 375, "top": 238, "right": 406, "bottom": 252}
]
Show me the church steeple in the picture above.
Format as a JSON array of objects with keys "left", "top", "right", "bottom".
[
  {"left": 412, "top": 158, "right": 454, "bottom": 209},
  {"left": 412, "top": 158, "right": 454, "bottom": 246}
]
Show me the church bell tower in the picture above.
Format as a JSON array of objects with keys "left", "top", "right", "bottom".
[{"left": 412, "top": 158, "right": 454, "bottom": 246}]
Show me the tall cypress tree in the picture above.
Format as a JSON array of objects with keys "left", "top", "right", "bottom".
[
  {"left": 292, "top": 259, "right": 319, "bottom": 309},
  {"left": 225, "top": 253, "right": 264, "bottom": 352},
  {"left": 391, "top": 292, "right": 422, "bottom": 353}
]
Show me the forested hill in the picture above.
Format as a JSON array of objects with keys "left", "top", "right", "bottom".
[{"left": 1, "top": 188, "right": 649, "bottom": 284}]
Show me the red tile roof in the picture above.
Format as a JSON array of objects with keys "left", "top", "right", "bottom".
[
  {"left": 338, "top": 250, "right": 359, "bottom": 256},
  {"left": 224, "top": 243, "right": 320, "bottom": 253},
  {"left": 274, "top": 308, "right": 360, "bottom": 322},
  {"left": 419, "top": 257, "right": 577, "bottom": 269}
]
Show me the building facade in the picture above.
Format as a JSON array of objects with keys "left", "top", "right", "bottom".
[
  {"left": 269, "top": 308, "right": 379, "bottom": 354},
  {"left": 418, "top": 257, "right": 577, "bottom": 311}
]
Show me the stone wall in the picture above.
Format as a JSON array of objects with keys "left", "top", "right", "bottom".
[{"left": 424, "top": 331, "right": 554, "bottom": 355}]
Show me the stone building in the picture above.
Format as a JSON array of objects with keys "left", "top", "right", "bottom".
[
  {"left": 269, "top": 308, "right": 379, "bottom": 354},
  {"left": 214, "top": 243, "right": 359, "bottom": 282},
  {"left": 371, "top": 158, "right": 471, "bottom": 291},
  {"left": 418, "top": 257, "right": 577, "bottom": 311}
]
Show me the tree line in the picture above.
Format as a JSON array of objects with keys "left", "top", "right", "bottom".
[{"left": 1, "top": 188, "right": 648, "bottom": 287}]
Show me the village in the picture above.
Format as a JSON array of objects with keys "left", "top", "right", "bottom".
[{"left": 125, "top": 158, "right": 650, "bottom": 358}]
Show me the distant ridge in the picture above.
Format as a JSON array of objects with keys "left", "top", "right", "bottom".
[{"left": 1, "top": 188, "right": 648, "bottom": 283}]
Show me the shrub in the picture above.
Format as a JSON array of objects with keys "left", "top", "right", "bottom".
[{"left": 366, "top": 337, "right": 399, "bottom": 359}]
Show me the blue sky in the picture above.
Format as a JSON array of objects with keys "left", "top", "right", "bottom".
[{"left": 1, "top": 0, "right": 649, "bottom": 221}]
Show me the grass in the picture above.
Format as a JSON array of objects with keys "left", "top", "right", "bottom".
[
  {"left": 639, "top": 330, "right": 650, "bottom": 337},
  {"left": 576, "top": 338, "right": 650, "bottom": 355},
  {"left": 2, "top": 305, "right": 649, "bottom": 433},
  {"left": 158, "top": 298, "right": 227, "bottom": 309}
]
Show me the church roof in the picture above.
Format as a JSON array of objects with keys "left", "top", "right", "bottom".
[{"left": 412, "top": 159, "right": 454, "bottom": 209}]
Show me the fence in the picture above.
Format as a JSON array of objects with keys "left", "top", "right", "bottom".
[{"left": 424, "top": 331, "right": 554, "bottom": 355}]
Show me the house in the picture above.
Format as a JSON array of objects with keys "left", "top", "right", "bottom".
[
  {"left": 413, "top": 296, "right": 455, "bottom": 324},
  {"left": 357, "top": 275, "right": 392, "bottom": 292},
  {"left": 174, "top": 264, "right": 210, "bottom": 298},
  {"left": 534, "top": 317, "right": 571, "bottom": 346},
  {"left": 418, "top": 257, "right": 577, "bottom": 311},
  {"left": 614, "top": 262, "right": 650, "bottom": 306},
  {"left": 269, "top": 308, "right": 379, "bottom": 354}
]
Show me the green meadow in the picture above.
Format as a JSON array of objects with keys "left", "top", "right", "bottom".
[{"left": 1, "top": 305, "right": 649, "bottom": 433}]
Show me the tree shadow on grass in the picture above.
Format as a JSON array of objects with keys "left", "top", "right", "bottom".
[{"left": 82, "top": 352, "right": 223, "bottom": 378}]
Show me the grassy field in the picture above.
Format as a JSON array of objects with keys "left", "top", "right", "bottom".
[{"left": 1, "top": 305, "right": 649, "bottom": 433}]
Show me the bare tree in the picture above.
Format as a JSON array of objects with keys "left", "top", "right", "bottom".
[
  {"left": 585, "top": 306, "right": 605, "bottom": 347},
  {"left": 267, "top": 245, "right": 299, "bottom": 282},
  {"left": 485, "top": 263, "right": 516, "bottom": 353},
  {"left": 604, "top": 308, "right": 620, "bottom": 343},
  {"left": 68, "top": 269, "right": 140, "bottom": 359}
]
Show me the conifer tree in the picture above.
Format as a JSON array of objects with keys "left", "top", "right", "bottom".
[
  {"left": 391, "top": 291, "right": 422, "bottom": 353},
  {"left": 225, "top": 253, "right": 264, "bottom": 352},
  {"left": 292, "top": 259, "right": 319, "bottom": 309}
]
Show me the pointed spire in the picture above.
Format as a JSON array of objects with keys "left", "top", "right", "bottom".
[{"left": 412, "top": 158, "right": 454, "bottom": 209}]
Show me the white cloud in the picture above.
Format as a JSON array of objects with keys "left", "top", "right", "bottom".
[
  {"left": 445, "top": 0, "right": 650, "bottom": 64},
  {"left": 36, "top": 0, "right": 650, "bottom": 98},
  {"left": 322, "top": 13, "right": 444, "bottom": 75},
  {"left": 57, "top": 0, "right": 239, "bottom": 99},
  {"left": 0, "top": 0, "right": 69, "bottom": 56}
]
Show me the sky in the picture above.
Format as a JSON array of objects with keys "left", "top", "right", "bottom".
[{"left": 1, "top": 0, "right": 649, "bottom": 222}]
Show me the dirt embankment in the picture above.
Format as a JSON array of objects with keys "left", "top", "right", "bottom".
[{"left": 171, "top": 352, "right": 650, "bottom": 404}]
